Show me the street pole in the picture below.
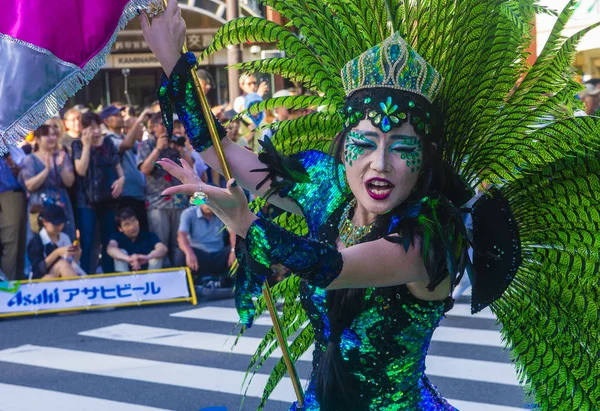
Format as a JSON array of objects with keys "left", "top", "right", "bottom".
[
  {"left": 226, "top": 0, "right": 242, "bottom": 106},
  {"left": 121, "top": 68, "right": 132, "bottom": 107}
]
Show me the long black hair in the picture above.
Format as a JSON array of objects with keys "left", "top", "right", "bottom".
[{"left": 312, "top": 110, "right": 447, "bottom": 410}]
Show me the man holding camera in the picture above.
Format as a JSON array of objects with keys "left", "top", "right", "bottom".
[{"left": 138, "top": 112, "right": 193, "bottom": 267}]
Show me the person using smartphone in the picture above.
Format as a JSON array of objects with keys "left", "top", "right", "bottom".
[
  {"left": 27, "top": 204, "right": 84, "bottom": 279},
  {"left": 233, "top": 73, "right": 269, "bottom": 113}
]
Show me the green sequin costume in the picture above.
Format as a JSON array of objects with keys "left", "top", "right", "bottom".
[
  {"left": 265, "top": 150, "right": 462, "bottom": 410},
  {"left": 157, "top": 0, "right": 600, "bottom": 409}
]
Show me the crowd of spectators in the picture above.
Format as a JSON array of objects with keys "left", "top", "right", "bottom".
[
  {"left": 0, "top": 70, "right": 306, "bottom": 291},
  {"left": 4, "top": 72, "right": 592, "bottom": 286}
]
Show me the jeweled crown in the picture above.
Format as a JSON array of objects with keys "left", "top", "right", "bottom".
[{"left": 341, "top": 32, "right": 442, "bottom": 103}]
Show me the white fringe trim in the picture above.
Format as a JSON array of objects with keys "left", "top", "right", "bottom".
[
  {"left": 0, "top": 0, "right": 160, "bottom": 154},
  {"left": 0, "top": 33, "right": 80, "bottom": 70}
]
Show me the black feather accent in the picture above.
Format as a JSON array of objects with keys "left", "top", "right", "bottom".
[
  {"left": 403, "top": 229, "right": 411, "bottom": 253},
  {"left": 471, "top": 188, "right": 521, "bottom": 313},
  {"left": 250, "top": 136, "right": 311, "bottom": 200},
  {"left": 440, "top": 161, "right": 474, "bottom": 208}
]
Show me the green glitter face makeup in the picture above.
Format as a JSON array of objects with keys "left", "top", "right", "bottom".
[
  {"left": 344, "top": 131, "right": 376, "bottom": 167},
  {"left": 342, "top": 120, "right": 423, "bottom": 217},
  {"left": 390, "top": 137, "right": 422, "bottom": 174}
]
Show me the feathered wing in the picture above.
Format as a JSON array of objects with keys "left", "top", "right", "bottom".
[
  {"left": 492, "top": 143, "right": 600, "bottom": 408},
  {"left": 201, "top": 0, "right": 600, "bottom": 408},
  {"left": 447, "top": 2, "right": 600, "bottom": 405}
]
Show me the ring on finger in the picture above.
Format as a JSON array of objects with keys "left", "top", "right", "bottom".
[
  {"left": 190, "top": 191, "right": 208, "bottom": 205},
  {"left": 146, "top": 2, "right": 166, "bottom": 18},
  {"left": 190, "top": 184, "right": 208, "bottom": 205}
]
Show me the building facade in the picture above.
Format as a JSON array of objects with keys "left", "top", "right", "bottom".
[
  {"left": 537, "top": 0, "right": 600, "bottom": 78},
  {"left": 70, "top": 0, "right": 277, "bottom": 110}
]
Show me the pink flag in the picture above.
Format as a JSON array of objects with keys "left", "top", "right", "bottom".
[{"left": 0, "top": 0, "right": 158, "bottom": 152}]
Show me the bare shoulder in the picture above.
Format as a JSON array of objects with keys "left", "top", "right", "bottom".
[{"left": 406, "top": 275, "right": 451, "bottom": 302}]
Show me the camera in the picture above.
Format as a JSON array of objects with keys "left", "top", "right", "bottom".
[{"left": 170, "top": 135, "right": 186, "bottom": 147}]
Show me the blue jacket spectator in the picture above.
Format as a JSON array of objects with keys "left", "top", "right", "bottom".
[
  {"left": 104, "top": 106, "right": 150, "bottom": 232},
  {"left": 176, "top": 204, "right": 236, "bottom": 284}
]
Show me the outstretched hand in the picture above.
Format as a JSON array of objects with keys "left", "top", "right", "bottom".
[
  {"left": 139, "top": 0, "right": 186, "bottom": 77},
  {"left": 156, "top": 157, "right": 201, "bottom": 187},
  {"left": 157, "top": 158, "right": 257, "bottom": 237}
]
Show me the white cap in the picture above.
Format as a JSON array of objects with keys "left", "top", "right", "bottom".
[{"left": 273, "top": 89, "right": 292, "bottom": 99}]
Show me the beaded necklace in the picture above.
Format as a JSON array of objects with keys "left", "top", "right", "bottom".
[{"left": 338, "top": 198, "right": 374, "bottom": 247}]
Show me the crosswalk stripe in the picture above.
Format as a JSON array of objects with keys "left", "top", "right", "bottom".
[
  {"left": 171, "top": 306, "right": 502, "bottom": 347},
  {"left": 432, "top": 325, "right": 503, "bottom": 347},
  {"left": 171, "top": 306, "right": 274, "bottom": 326},
  {"left": 447, "top": 398, "right": 525, "bottom": 411},
  {"left": 79, "top": 323, "right": 314, "bottom": 362},
  {"left": 0, "top": 382, "right": 168, "bottom": 411},
  {"left": 0, "top": 345, "right": 304, "bottom": 403},
  {"left": 171, "top": 303, "right": 495, "bottom": 323},
  {"left": 426, "top": 355, "right": 519, "bottom": 386},
  {"left": 77, "top": 323, "right": 519, "bottom": 386},
  {"left": 0, "top": 345, "right": 523, "bottom": 410},
  {"left": 447, "top": 303, "right": 496, "bottom": 320}
]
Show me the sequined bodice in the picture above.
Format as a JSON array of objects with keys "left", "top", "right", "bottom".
[
  {"left": 295, "top": 280, "right": 455, "bottom": 410},
  {"left": 293, "top": 192, "right": 455, "bottom": 409}
]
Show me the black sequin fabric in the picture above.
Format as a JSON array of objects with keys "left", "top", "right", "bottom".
[
  {"left": 162, "top": 53, "right": 227, "bottom": 152},
  {"left": 246, "top": 217, "right": 344, "bottom": 289}
]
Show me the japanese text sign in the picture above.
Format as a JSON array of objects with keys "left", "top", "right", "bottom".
[{"left": 0, "top": 268, "right": 196, "bottom": 318}]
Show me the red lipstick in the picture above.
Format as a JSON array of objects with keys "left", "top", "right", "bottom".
[{"left": 365, "top": 177, "right": 394, "bottom": 200}]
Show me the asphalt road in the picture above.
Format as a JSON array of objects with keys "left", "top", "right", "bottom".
[{"left": 0, "top": 295, "right": 529, "bottom": 411}]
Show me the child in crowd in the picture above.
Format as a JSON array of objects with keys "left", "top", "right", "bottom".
[
  {"left": 27, "top": 204, "right": 84, "bottom": 279},
  {"left": 107, "top": 207, "right": 167, "bottom": 272}
]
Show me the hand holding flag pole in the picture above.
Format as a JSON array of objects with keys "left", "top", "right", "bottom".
[{"left": 151, "top": 0, "right": 305, "bottom": 406}]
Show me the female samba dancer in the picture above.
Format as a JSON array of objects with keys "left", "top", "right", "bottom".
[
  {"left": 141, "top": 3, "right": 467, "bottom": 409},
  {"left": 139, "top": 0, "right": 600, "bottom": 409}
]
